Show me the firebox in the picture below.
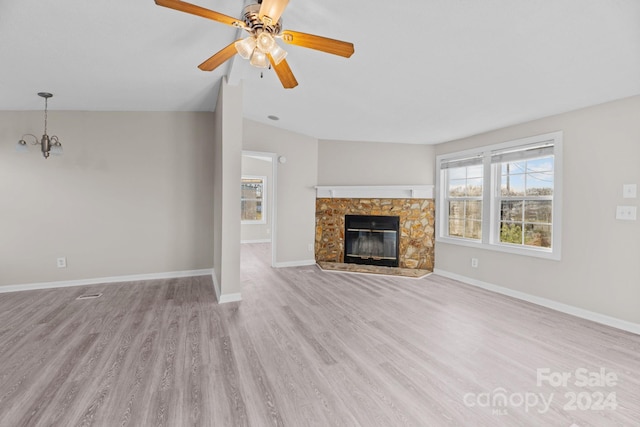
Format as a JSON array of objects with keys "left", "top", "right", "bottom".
[{"left": 344, "top": 215, "right": 400, "bottom": 267}]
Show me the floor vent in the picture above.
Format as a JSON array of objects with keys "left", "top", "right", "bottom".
[{"left": 76, "top": 293, "right": 103, "bottom": 300}]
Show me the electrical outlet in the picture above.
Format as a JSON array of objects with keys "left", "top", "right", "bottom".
[
  {"left": 616, "top": 206, "right": 637, "bottom": 221},
  {"left": 308, "top": 243, "right": 314, "bottom": 252},
  {"left": 57, "top": 257, "right": 67, "bottom": 268},
  {"left": 471, "top": 258, "right": 479, "bottom": 268}
]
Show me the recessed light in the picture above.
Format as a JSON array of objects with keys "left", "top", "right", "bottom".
[{"left": 267, "top": 115, "right": 280, "bottom": 121}]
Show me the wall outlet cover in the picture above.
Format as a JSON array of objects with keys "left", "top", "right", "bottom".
[{"left": 616, "top": 205, "right": 637, "bottom": 221}]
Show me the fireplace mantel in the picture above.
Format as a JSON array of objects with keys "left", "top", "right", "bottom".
[{"left": 315, "top": 185, "right": 434, "bottom": 199}]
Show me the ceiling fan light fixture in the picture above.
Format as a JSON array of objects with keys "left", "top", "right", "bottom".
[
  {"left": 235, "top": 36, "right": 257, "bottom": 59},
  {"left": 154, "top": 0, "right": 353, "bottom": 89},
  {"left": 269, "top": 43, "right": 287, "bottom": 65},
  {"left": 256, "top": 32, "right": 276, "bottom": 53},
  {"left": 250, "top": 49, "right": 269, "bottom": 68}
]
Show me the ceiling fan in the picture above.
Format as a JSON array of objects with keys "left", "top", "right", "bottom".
[{"left": 155, "top": 0, "right": 355, "bottom": 89}]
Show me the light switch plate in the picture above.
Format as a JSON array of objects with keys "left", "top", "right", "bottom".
[{"left": 623, "top": 184, "right": 637, "bottom": 199}]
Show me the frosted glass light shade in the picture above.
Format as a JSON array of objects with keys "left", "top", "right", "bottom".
[
  {"left": 235, "top": 37, "right": 257, "bottom": 59},
  {"left": 270, "top": 44, "right": 287, "bottom": 65},
  {"left": 16, "top": 140, "right": 29, "bottom": 152},
  {"left": 50, "top": 143, "right": 63, "bottom": 156},
  {"left": 256, "top": 32, "right": 276, "bottom": 53},
  {"left": 250, "top": 50, "right": 269, "bottom": 68}
]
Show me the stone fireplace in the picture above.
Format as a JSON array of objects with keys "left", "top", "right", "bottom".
[{"left": 315, "top": 186, "right": 435, "bottom": 273}]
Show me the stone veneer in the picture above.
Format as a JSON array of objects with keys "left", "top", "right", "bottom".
[{"left": 315, "top": 198, "right": 435, "bottom": 271}]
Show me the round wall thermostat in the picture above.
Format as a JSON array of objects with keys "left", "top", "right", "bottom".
[{"left": 278, "top": 156, "right": 287, "bottom": 164}]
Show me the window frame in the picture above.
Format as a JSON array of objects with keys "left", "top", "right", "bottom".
[
  {"left": 442, "top": 158, "right": 484, "bottom": 241},
  {"left": 436, "top": 131, "right": 563, "bottom": 260},
  {"left": 241, "top": 175, "right": 267, "bottom": 225}
]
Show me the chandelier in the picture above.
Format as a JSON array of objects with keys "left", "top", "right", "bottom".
[{"left": 17, "top": 92, "right": 63, "bottom": 159}]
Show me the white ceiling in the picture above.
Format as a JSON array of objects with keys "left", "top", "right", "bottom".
[{"left": 2, "top": 0, "right": 639, "bottom": 144}]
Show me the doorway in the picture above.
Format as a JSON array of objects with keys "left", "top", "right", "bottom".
[{"left": 241, "top": 151, "right": 277, "bottom": 267}]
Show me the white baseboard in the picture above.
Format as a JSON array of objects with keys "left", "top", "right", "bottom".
[
  {"left": 218, "top": 293, "right": 242, "bottom": 303},
  {"left": 434, "top": 268, "right": 640, "bottom": 336},
  {"left": 0, "top": 269, "right": 215, "bottom": 294},
  {"left": 241, "top": 239, "right": 272, "bottom": 244},
  {"left": 274, "top": 259, "right": 316, "bottom": 268},
  {"left": 211, "top": 272, "right": 242, "bottom": 304},
  {"left": 212, "top": 271, "right": 221, "bottom": 301}
]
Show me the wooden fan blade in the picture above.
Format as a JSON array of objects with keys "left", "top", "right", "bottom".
[
  {"left": 155, "top": 0, "right": 245, "bottom": 28},
  {"left": 268, "top": 55, "right": 298, "bottom": 89},
  {"left": 259, "top": 0, "right": 289, "bottom": 25},
  {"left": 281, "top": 30, "right": 354, "bottom": 58},
  {"left": 198, "top": 41, "right": 239, "bottom": 71}
]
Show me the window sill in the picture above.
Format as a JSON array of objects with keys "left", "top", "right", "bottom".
[{"left": 436, "top": 236, "right": 561, "bottom": 261}]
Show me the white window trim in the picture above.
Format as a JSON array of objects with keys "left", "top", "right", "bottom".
[
  {"left": 241, "top": 175, "right": 267, "bottom": 225},
  {"left": 436, "top": 131, "right": 563, "bottom": 260}
]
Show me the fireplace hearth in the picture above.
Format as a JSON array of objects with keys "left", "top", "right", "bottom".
[{"left": 344, "top": 215, "right": 400, "bottom": 267}]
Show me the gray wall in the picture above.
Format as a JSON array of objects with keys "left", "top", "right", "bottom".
[
  {"left": 0, "top": 111, "right": 215, "bottom": 287},
  {"left": 434, "top": 95, "right": 640, "bottom": 324},
  {"left": 241, "top": 155, "right": 273, "bottom": 243},
  {"left": 318, "top": 139, "right": 436, "bottom": 185},
  {"left": 5, "top": 93, "right": 638, "bottom": 324},
  {"left": 243, "top": 119, "right": 318, "bottom": 266}
]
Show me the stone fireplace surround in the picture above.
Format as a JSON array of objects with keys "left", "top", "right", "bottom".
[{"left": 315, "top": 186, "right": 435, "bottom": 275}]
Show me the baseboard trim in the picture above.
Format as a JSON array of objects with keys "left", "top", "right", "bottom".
[
  {"left": 434, "top": 268, "right": 640, "bottom": 336},
  {"left": 210, "top": 272, "right": 242, "bottom": 304},
  {"left": 241, "top": 239, "right": 272, "bottom": 244},
  {"left": 274, "top": 259, "right": 316, "bottom": 268},
  {"left": 0, "top": 269, "right": 215, "bottom": 294},
  {"left": 218, "top": 293, "right": 242, "bottom": 303},
  {"left": 212, "top": 272, "right": 221, "bottom": 301}
]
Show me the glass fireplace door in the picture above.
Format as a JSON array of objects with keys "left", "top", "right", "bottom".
[{"left": 344, "top": 215, "right": 400, "bottom": 267}]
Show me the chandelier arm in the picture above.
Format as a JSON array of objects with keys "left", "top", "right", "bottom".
[{"left": 19, "top": 134, "right": 41, "bottom": 145}]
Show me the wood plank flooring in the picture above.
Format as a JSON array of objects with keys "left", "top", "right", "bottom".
[{"left": 1, "top": 243, "right": 639, "bottom": 426}]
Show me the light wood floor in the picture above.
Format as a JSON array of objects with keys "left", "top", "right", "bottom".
[{"left": 1, "top": 243, "right": 639, "bottom": 426}]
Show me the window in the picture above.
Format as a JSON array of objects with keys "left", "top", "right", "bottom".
[
  {"left": 442, "top": 157, "right": 484, "bottom": 240},
  {"left": 436, "top": 131, "right": 562, "bottom": 259},
  {"left": 241, "top": 176, "right": 266, "bottom": 224},
  {"left": 494, "top": 148, "right": 554, "bottom": 248}
]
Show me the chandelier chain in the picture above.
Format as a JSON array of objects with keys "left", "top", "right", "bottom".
[{"left": 44, "top": 97, "right": 48, "bottom": 135}]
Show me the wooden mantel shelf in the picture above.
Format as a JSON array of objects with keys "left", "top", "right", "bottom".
[{"left": 315, "top": 185, "right": 434, "bottom": 199}]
